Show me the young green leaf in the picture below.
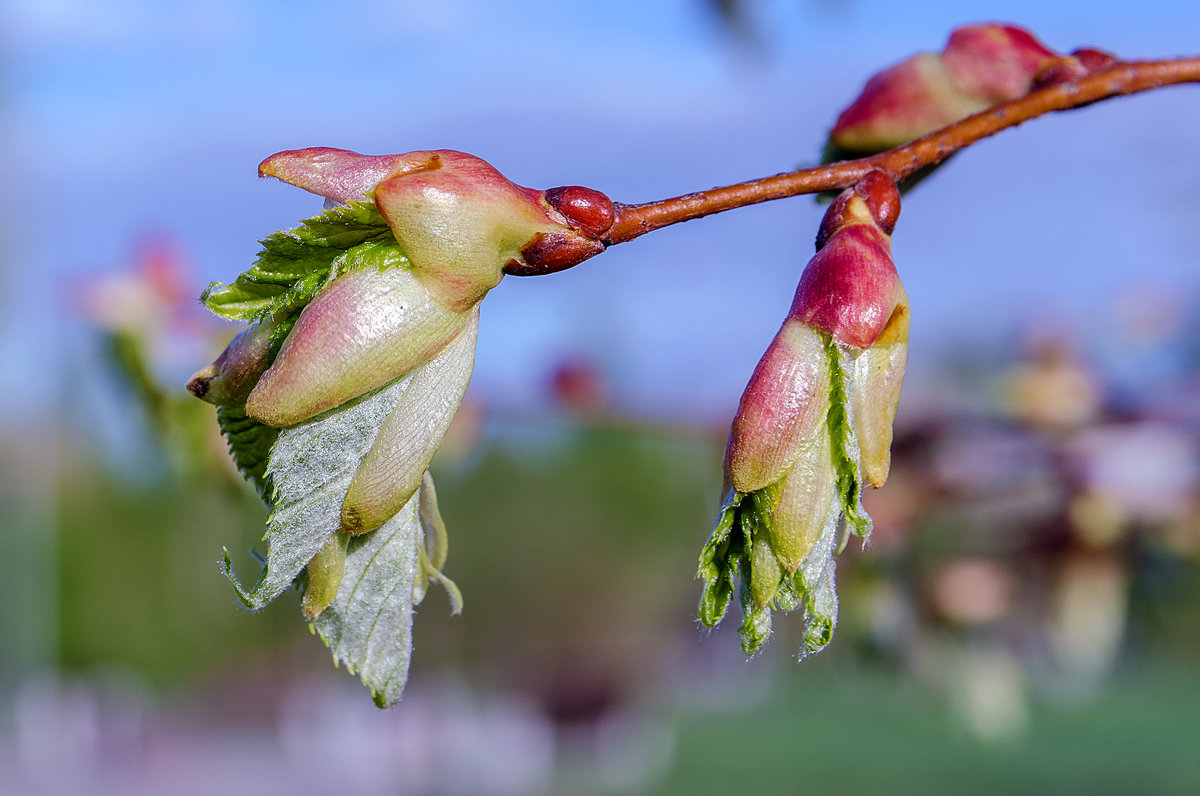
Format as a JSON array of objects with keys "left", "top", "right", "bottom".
[
  {"left": 826, "top": 337, "right": 874, "bottom": 539},
  {"left": 215, "top": 404, "right": 279, "bottom": 500},
  {"left": 201, "top": 201, "right": 404, "bottom": 321}
]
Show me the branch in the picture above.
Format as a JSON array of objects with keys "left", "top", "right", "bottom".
[{"left": 602, "top": 56, "right": 1200, "bottom": 246}]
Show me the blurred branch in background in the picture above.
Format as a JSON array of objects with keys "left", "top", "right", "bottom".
[{"left": 75, "top": 237, "right": 242, "bottom": 487}]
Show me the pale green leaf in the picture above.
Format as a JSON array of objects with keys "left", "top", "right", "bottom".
[
  {"left": 795, "top": 499, "right": 844, "bottom": 658},
  {"left": 222, "top": 371, "right": 416, "bottom": 608},
  {"left": 312, "top": 495, "right": 423, "bottom": 709},
  {"left": 697, "top": 488, "right": 742, "bottom": 628}
]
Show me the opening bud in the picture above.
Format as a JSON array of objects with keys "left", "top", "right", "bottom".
[{"left": 698, "top": 174, "right": 909, "bottom": 657}]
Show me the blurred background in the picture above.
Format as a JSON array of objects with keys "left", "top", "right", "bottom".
[{"left": 3, "top": 0, "right": 1200, "bottom": 793}]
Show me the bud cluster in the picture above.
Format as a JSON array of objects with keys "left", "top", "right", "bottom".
[
  {"left": 191, "top": 148, "right": 613, "bottom": 623},
  {"left": 698, "top": 172, "right": 909, "bottom": 656}
]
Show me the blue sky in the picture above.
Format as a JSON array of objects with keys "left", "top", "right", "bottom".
[{"left": 5, "top": 0, "right": 1199, "bottom": 426}]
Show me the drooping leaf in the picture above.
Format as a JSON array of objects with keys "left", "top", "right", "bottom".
[
  {"left": 414, "top": 471, "right": 464, "bottom": 615},
  {"left": 312, "top": 496, "right": 423, "bottom": 709},
  {"left": 201, "top": 201, "right": 405, "bottom": 321},
  {"left": 222, "top": 371, "right": 416, "bottom": 609}
]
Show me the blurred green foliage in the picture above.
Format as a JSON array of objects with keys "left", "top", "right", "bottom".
[
  {"left": 417, "top": 424, "right": 724, "bottom": 689},
  {"left": 659, "top": 661, "right": 1200, "bottom": 794},
  {"left": 54, "top": 448, "right": 296, "bottom": 684}
]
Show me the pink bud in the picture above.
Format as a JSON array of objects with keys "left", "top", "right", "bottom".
[
  {"left": 830, "top": 23, "right": 1060, "bottom": 155},
  {"left": 793, "top": 179, "right": 907, "bottom": 349},
  {"left": 808, "top": 178, "right": 909, "bottom": 489},
  {"left": 258, "top": 147, "right": 438, "bottom": 204},
  {"left": 244, "top": 266, "right": 471, "bottom": 428},
  {"left": 701, "top": 175, "right": 910, "bottom": 654},
  {"left": 830, "top": 54, "right": 986, "bottom": 155},
  {"left": 725, "top": 319, "right": 831, "bottom": 494},
  {"left": 941, "top": 24, "right": 1058, "bottom": 103}
]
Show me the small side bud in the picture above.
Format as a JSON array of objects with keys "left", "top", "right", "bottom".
[
  {"left": 1032, "top": 48, "right": 1118, "bottom": 90},
  {"left": 854, "top": 171, "right": 902, "bottom": 235},
  {"left": 1070, "top": 48, "right": 1118, "bottom": 73},
  {"left": 543, "top": 186, "right": 615, "bottom": 239},
  {"left": 186, "top": 317, "right": 278, "bottom": 405},
  {"left": 513, "top": 232, "right": 605, "bottom": 276},
  {"left": 302, "top": 532, "right": 349, "bottom": 621}
]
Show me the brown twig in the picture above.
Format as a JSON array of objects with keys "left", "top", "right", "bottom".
[{"left": 601, "top": 57, "right": 1200, "bottom": 246}]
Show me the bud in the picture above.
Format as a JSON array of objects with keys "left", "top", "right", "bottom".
[
  {"left": 302, "top": 531, "right": 349, "bottom": 621},
  {"left": 187, "top": 316, "right": 279, "bottom": 405},
  {"left": 829, "top": 24, "right": 1059, "bottom": 156},
  {"left": 698, "top": 172, "right": 908, "bottom": 656},
  {"left": 725, "top": 319, "right": 830, "bottom": 494},
  {"left": 260, "top": 147, "right": 607, "bottom": 311},
  {"left": 244, "top": 265, "right": 472, "bottom": 428}
]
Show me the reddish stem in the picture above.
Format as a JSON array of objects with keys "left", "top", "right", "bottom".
[{"left": 601, "top": 57, "right": 1200, "bottom": 246}]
